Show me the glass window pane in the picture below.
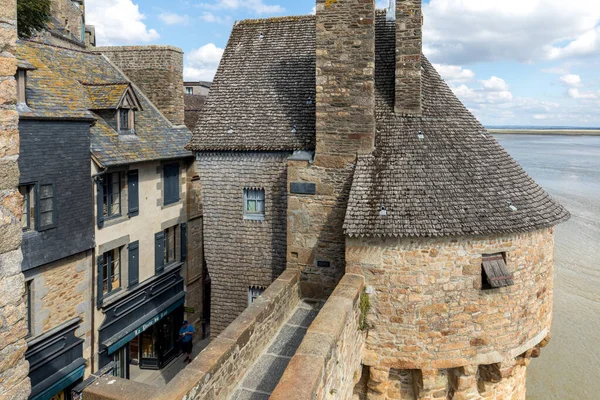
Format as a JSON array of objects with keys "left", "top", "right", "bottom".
[
  {"left": 257, "top": 200, "right": 265, "bottom": 213},
  {"left": 39, "top": 185, "right": 52, "bottom": 198},
  {"left": 40, "top": 198, "right": 53, "bottom": 213},
  {"left": 20, "top": 186, "right": 28, "bottom": 229},
  {"left": 111, "top": 249, "right": 120, "bottom": 290},
  {"left": 40, "top": 211, "right": 53, "bottom": 227},
  {"left": 103, "top": 258, "right": 109, "bottom": 295},
  {"left": 247, "top": 200, "right": 256, "bottom": 213}
]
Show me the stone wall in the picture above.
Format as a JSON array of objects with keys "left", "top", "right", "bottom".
[
  {"left": 286, "top": 0, "right": 376, "bottom": 299},
  {"left": 185, "top": 162, "right": 204, "bottom": 334},
  {"left": 24, "top": 251, "right": 92, "bottom": 368},
  {"left": 196, "top": 152, "right": 289, "bottom": 336},
  {"left": 83, "top": 269, "right": 301, "bottom": 400},
  {"left": 97, "top": 46, "right": 185, "bottom": 126},
  {"left": 50, "top": 0, "right": 85, "bottom": 42},
  {"left": 395, "top": 0, "right": 422, "bottom": 116},
  {"left": 347, "top": 228, "right": 555, "bottom": 370},
  {"left": 0, "top": 0, "right": 31, "bottom": 397},
  {"left": 346, "top": 228, "right": 555, "bottom": 399},
  {"left": 271, "top": 274, "right": 366, "bottom": 400}
]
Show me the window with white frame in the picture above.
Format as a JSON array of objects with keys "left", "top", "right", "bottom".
[
  {"left": 19, "top": 184, "right": 35, "bottom": 231},
  {"left": 244, "top": 188, "right": 265, "bottom": 220},
  {"left": 248, "top": 286, "right": 265, "bottom": 305},
  {"left": 185, "top": 87, "right": 193, "bottom": 95}
]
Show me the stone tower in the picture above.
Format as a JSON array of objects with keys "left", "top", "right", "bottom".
[
  {"left": 286, "top": 0, "right": 376, "bottom": 298},
  {"left": 50, "top": 0, "right": 86, "bottom": 42},
  {"left": 98, "top": 46, "right": 186, "bottom": 127},
  {"left": 0, "top": 0, "right": 31, "bottom": 398}
]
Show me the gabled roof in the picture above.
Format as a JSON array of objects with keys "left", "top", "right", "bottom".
[
  {"left": 83, "top": 82, "right": 142, "bottom": 111},
  {"left": 186, "top": 16, "right": 316, "bottom": 151},
  {"left": 16, "top": 40, "right": 192, "bottom": 167},
  {"left": 189, "top": 12, "right": 569, "bottom": 237}
]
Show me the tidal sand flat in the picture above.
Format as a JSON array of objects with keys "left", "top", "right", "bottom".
[{"left": 495, "top": 134, "right": 600, "bottom": 400}]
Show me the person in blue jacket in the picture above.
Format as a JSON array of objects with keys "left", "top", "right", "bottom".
[{"left": 179, "top": 320, "right": 195, "bottom": 363}]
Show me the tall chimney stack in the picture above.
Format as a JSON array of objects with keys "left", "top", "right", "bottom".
[
  {"left": 315, "top": 0, "right": 376, "bottom": 157},
  {"left": 395, "top": 0, "right": 423, "bottom": 116}
]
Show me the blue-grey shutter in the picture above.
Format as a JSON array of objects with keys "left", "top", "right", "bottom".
[
  {"left": 127, "top": 170, "right": 139, "bottom": 217},
  {"left": 128, "top": 241, "right": 139, "bottom": 287},
  {"left": 97, "top": 254, "right": 104, "bottom": 308},
  {"left": 164, "top": 164, "right": 180, "bottom": 205},
  {"left": 180, "top": 223, "right": 187, "bottom": 261},
  {"left": 155, "top": 232, "right": 164, "bottom": 273},
  {"left": 96, "top": 179, "right": 104, "bottom": 228}
]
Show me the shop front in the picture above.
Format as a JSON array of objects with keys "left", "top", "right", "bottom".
[
  {"left": 26, "top": 318, "right": 86, "bottom": 400},
  {"left": 97, "top": 264, "right": 186, "bottom": 380}
]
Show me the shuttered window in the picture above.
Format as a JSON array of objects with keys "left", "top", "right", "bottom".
[
  {"left": 102, "top": 172, "right": 121, "bottom": 218},
  {"left": 128, "top": 241, "right": 139, "bottom": 287},
  {"left": 482, "top": 253, "right": 514, "bottom": 289},
  {"left": 101, "top": 248, "right": 122, "bottom": 296},
  {"left": 155, "top": 231, "right": 165, "bottom": 274},
  {"left": 163, "top": 164, "right": 180, "bottom": 206}
]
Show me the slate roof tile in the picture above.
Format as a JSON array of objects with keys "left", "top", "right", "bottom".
[
  {"left": 16, "top": 40, "right": 192, "bottom": 167},
  {"left": 188, "top": 12, "right": 570, "bottom": 237}
]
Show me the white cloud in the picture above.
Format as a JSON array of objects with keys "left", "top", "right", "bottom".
[
  {"left": 560, "top": 74, "right": 582, "bottom": 87},
  {"left": 198, "top": 0, "right": 285, "bottom": 15},
  {"left": 480, "top": 76, "right": 509, "bottom": 92},
  {"left": 546, "top": 26, "right": 600, "bottom": 60},
  {"left": 451, "top": 77, "right": 513, "bottom": 105},
  {"left": 184, "top": 43, "right": 225, "bottom": 81},
  {"left": 568, "top": 88, "right": 598, "bottom": 100},
  {"left": 199, "top": 12, "right": 229, "bottom": 24},
  {"left": 158, "top": 12, "right": 189, "bottom": 25},
  {"left": 86, "top": 0, "right": 159, "bottom": 45},
  {"left": 433, "top": 64, "right": 475, "bottom": 83},
  {"left": 423, "top": 0, "right": 600, "bottom": 64},
  {"left": 542, "top": 67, "right": 570, "bottom": 75}
]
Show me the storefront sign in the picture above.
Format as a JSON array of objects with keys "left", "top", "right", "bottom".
[{"left": 184, "top": 307, "right": 195, "bottom": 313}]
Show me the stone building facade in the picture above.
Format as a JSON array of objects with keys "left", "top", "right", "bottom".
[
  {"left": 196, "top": 152, "right": 289, "bottom": 335},
  {"left": 0, "top": 1, "right": 30, "bottom": 398},
  {"left": 184, "top": 0, "right": 569, "bottom": 399}
]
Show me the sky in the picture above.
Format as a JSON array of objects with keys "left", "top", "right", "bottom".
[{"left": 86, "top": 0, "right": 600, "bottom": 127}]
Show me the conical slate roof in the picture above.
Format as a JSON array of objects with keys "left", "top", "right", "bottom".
[
  {"left": 187, "top": 12, "right": 569, "bottom": 237},
  {"left": 344, "top": 14, "right": 569, "bottom": 237}
]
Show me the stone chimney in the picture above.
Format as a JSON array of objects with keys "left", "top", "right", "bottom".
[
  {"left": 315, "top": 0, "right": 376, "bottom": 157},
  {"left": 98, "top": 46, "right": 186, "bottom": 127},
  {"left": 286, "top": 0, "right": 376, "bottom": 299},
  {"left": 395, "top": 0, "right": 423, "bottom": 116}
]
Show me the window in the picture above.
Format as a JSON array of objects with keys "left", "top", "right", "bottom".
[
  {"left": 244, "top": 189, "right": 265, "bottom": 220},
  {"left": 38, "top": 184, "right": 55, "bottom": 230},
  {"left": 481, "top": 253, "right": 514, "bottom": 290},
  {"left": 163, "top": 164, "right": 180, "bottom": 206},
  {"left": 163, "top": 225, "right": 180, "bottom": 266},
  {"left": 25, "top": 280, "right": 32, "bottom": 338},
  {"left": 103, "top": 172, "right": 121, "bottom": 218},
  {"left": 120, "top": 109, "right": 130, "bottom": 131},
  {"left": 185, "top": 87, "right": 193, "bottom": 95},
  {"left": 248, "top": 286, "right": 265, "bottom": 305},
  {"left": 101, "top": 248, "right": 122, "bottom": 296},
  {"left": 19, "top": 185, "right": 35, "bottom": 231},
  {"left": 16, "top": 69, "right": 26, "bottom": 104}
]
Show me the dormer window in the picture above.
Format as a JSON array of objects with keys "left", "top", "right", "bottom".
[
  {"left": 16, "top": 69, "right": 26, "bottom": 105},
  {"left": 119, "top": 108, "right": 133, "bottom": 132}
]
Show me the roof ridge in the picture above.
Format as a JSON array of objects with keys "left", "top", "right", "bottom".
[
  {"left": 234, "top": 15, "right": 315, "bottom": 26},
  {"left": 80, "top": 81, "right": 130, "bottom": 86},
  {"left": 21, "top": 39, "right": 101, "bottom": 55}
]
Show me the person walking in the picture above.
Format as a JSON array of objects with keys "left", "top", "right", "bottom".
[{"left": 179, "top": 320, "right": 195, "bottom": 363}]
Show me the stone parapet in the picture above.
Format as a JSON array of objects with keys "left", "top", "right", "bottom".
[
  {"left": 83, "top": 269, "right": 301, "bottom": 400},
  {"left": 271, "top": 273, "right": 365, "bottom": 400},
  {"left": 0, "top": 0, "right": 30, "bottom": 398}
]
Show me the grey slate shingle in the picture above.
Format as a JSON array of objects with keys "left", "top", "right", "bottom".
[{"left": 188, "top": 12, "right": 570, "bottom": 238}]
